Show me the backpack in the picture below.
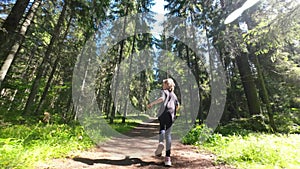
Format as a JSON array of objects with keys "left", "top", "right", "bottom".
[{"left": 164, "top": 90, "right": 179, "bottom": 122}]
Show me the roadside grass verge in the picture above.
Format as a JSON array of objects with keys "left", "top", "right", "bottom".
[
  {"left": 0, "top": 114, "right": 151, "bottom": 169},
  {"left": 182, "top": 125, "right": 300, "bottom": 169},
  {"left": 0, "top": 123, "right": 95, "bottom": 169}
]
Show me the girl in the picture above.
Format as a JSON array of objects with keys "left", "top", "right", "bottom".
[{"left": 147, "top": 78, "right": 179, "bottom": 166}]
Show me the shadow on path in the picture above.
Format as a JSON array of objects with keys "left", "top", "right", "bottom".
[
  {"left": 73, "top": 156, "right": 163, "bottom": 167},
  {"left": 37, "top": 117, "right": 236, "bottom": 169},
  {"left": 94, "top": 118, "right": 160, "bottom": 158}
]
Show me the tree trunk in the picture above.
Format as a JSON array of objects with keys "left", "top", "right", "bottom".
[
  {"left": 1, "top": 0, "right": 30, "bottom": 33},
  {"left": 190, "top": 14, "right": 204, "bottom": 124},
  {"left": 0, "top": 0, "right": 31, "bottom": 61},
  {"left": 111, "top": 40, "right": 125, "bottom": 124},
  {"left": 193, "top": 48, "right": 203, "bottom": 124},
  {"left": 34, "top": 57, "right": 59, "bottom": 115},
  {"left": 122, "top": 33, "right": 136, "bottom": 123},
  {"left": 105, "top": 87, "right": 112, "bottom": 119},
  {"left": 183, "top": 39, "right": 191, "bottom": 125},
  {"left": 252, "top": 53, "right": 277, "bottom": 131},
  {"left": 65, "top": 91, "right": 73, "bottom": 122},
  {"left": 0, "top": 0, "right": 41, "bottom": 88},
  {"left": 74, "top": 49, "right": 91, "bottom": 121},
  {"left": 34, "top": 15, "right": 73, "bottom": 115},
  {"left": 110, "top": 6, "right": 128, "bottom": 124},
  {"left": 235, "top": 52, "right": 261, "bottom": 115},
  {"left": 23, "top": 1, "right": 67, "bottom": 115}
]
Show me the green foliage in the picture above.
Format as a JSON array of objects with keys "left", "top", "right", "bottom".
[
  {"left": 274, "top": 111, "right": 300, "bottom": 134},
  {"left": 0, "top": 123, "right": 95, "bottom": 169},
  {"left": 220, "top": 115, "right": 270, "bottom": 133},
  {"left": 181, "top": 124, "right": 224, "bottom": 146},
  {"left": 200, "top": 133, "right": 300, "bottom": 169},
  {"left": 107, "top": 115, "right": 147, "bottom": 133},
  {"left": 181, "top": 125, "right": 206, "bottom": 145},
  {"left": 291, "top": 97, "right": 300, "bottom": 108},
  {"left": 183, "top": 123, "right": 300, "bottom": 169},
  {"left": 1, "top": 1, "right": 300, "bottom": 168}
]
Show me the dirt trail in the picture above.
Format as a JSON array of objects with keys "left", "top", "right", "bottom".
[{"left": 36, "top": 119, "right": 236, "bottom": 169}]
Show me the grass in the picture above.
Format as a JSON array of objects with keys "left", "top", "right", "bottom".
[
  {"left": 204, "top": 133, "right": 300, "bottom": 169},
  {"left": 182, "top": 125, "right": 300, "bottom": 169},
  {"left": 0, "top": 114, "right": 150, "bottom": 169},
  {"left": 0, "top": 122, "right": 95, "bottom": 169},
  {"left": 108, "top": 114, "right": 152, "bottom": 133},
  {"left": 2, "top": 113, "right": 299, "bottom": 169}
]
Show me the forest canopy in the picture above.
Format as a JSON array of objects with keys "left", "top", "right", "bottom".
[{"left": 0, "top": 0, "right": 299, "bottom": 134}]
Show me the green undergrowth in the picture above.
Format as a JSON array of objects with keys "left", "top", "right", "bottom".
[
  {"left": 0, "top": 114, "right": 151, "bottom": 169},
  {"left": 182, "top": 125, "right": 300, "bottom": 169},
  {"left": 0, "top": 122, "right": 95, "bottom": 169},
  {"left": 108, "top": 114, "right": 151, "bottom": 133}
]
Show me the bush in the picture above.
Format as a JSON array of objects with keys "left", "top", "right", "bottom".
[
  {"left": 274, "top": 110, "right": 300, "bottom": 134},
  {"left": 181, "top": 125, "right": 204, "bottom": 145},
  {"left": 181, "top": 124, "right": 223, "bottom": 145}
]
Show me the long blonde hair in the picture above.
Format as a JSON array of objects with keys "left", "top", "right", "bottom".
[{"left": 163, "top": 78, "right": 175, "bottom": 92}]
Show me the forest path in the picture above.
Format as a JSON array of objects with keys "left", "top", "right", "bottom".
[{"left": 36, "top": 119, "right": 235, "bottom": 169}]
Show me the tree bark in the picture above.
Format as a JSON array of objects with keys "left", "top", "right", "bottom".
[
  {"left": 0, "top": 0, "right": 31, "bottom": 61},
  {"left": 0, "top": 0, "right": 41, "bottom": 88},
  {"left": 23, "top": 1, "right": 68, "bottom": 115},
  {"left": 34, "top": 15, "right": 73, "bottom": 115},
  {"left": 122, "top": 34, "right": 136, "bottom": 123},
  {"left": 110, "top": 40, "right": 125, "bottom": 124},
  {"left": 110, "top": 6, "right": 128, "bottom": 124},
  {"left": 1, "top": 0, "right": 30, "bottom": 32},
  {"left": 252, "top": 52, "right": 277, "bottom": 131},
  {"left": 235, "top": 52, "right": 261, "bottom": 115}
]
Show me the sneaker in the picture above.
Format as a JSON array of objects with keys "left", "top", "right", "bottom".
[
  {"left": 164, "top": 156, "right": 172, "bottom": 166},
  {"left": 154, "top": 142, "right": 164, "bottom": 157}
]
